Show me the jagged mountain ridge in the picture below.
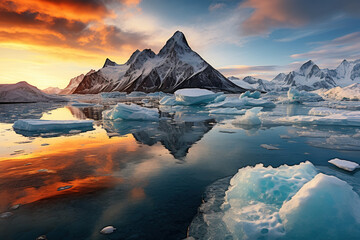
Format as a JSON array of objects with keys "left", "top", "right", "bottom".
[
  {"left": 73, "top": 31, "right": 245, "bottom": 94},
  {"left": 59, "top": 70, "right": 95, "bottom": 94},
  {"left": 229, "top": 59, "right": 360, "bottom": 92}
]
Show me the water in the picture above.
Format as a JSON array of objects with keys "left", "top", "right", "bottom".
[{"left": 0, "top": 99, "right": 359, "bottom": 240}]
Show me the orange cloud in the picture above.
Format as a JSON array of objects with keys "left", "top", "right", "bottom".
[{"left": 0, "top": 0, "right": 146, "bottom": 58}]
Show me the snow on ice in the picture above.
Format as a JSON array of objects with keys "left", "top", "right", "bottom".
[{"left": 328, "top": 158, "right": 359, "bottom": 172}]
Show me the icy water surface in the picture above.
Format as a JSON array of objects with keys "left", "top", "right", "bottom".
[{"left": 0, "top": 98, "right": 359, "bottom": 240}]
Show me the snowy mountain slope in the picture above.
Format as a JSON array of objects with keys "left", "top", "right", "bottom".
[
  {"left": 229, "top": 59, "right": 360, "bottom": 92},
  {"left": 73, "top": 31, "right": 245, "bottom": 94},
  {"left": 0, "top": 81, "right": 66, "bottom": 103},
  {"left": 281, "top": 60, "right": 337, "bottom": 91},
  {"left": 228, "top": 76, "right": 275, "bottom": 92},
  {"left": 60, "top": 70, "right": 95, "bottom": 94},
  {"left": 42, "top": 87, "right": 62, "bottom": 94}
]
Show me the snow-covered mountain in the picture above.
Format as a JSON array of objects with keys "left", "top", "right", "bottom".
[
  {"left": 228, "top": 76, "right": 275, "bottom": 92},
  {"left": 60, "top": 70, "right": 95, "bottom": 94},
  {"left": 73, "top": 31, "right": 245, "bottom": 94},
  {"left": 42, "top": 87, "right": 62, "bottom": 94},
  {"left": 230, "top": 59, "right": 360, "bottom": 92},
  {"left": 0, "top": 81, "right": 66, "bottom": 103}
]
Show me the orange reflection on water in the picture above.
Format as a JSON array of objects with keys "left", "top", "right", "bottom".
[{"left": 0, "top": 132, "right": 138, "bottom": 212}]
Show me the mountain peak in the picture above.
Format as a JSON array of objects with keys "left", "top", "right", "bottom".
[
  {"left": 126, "top": 50, "right": 141, "bottom": 65},
  {"left": 158, "top": 31, "right": 191, "bottom": 57},
  {"left": 299, "top": 60, "right": 316, "bottom": 75},
  {"left": 103, "top": 58, "right": 117, "bottom": 68}
]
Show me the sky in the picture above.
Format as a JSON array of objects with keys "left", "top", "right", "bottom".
[{"left": 0, "top": 0, "right": 360, "bottom": 89}]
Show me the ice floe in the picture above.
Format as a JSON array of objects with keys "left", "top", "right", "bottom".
[
  {"left": 260, "top": 144, "right": 280, "bottom": 150},
  {"left": 328, "top": 158, "right": 359, "bottom": 171},
  {"left": 12, "top": 119, "right": 94, "bottom": 132},
  {"left": 240, "top": 90, "right": 261, "bottom": 99},
  {"left": 100, "top": 91, "right": 126, "bottom": 98},
  {"left": 174, "top": 88, "right": 222, "bottom": 105},
  {"left": 100, "top": 226, "right": 116, "bottom": 234},
  {"left": 232, "top": 107, "right": 263, "bottom": 126},
  {"left": 209, "top": 108, "right": 246, "bottom": 115},
  {"left": 102, "top": 103, "right": 159, "bottom": 121},
  {"left": 188, "top": 161, "right": 360, "bottom": 240},
  {"left": 207, "top": 97, "right": 275, "bottom": 108},
  {"left": 287, "top": 88, "right": 323, "bottom": 103},
  {"left": 262, "top": 109, "right": 360, "bottom": 127}
]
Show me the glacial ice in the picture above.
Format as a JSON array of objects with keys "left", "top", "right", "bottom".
[
  {"left": 127, "top": 91, "right": 147, "bottom": 97},
  {"left": 174, "top": 88, "right": 222, "bottom": 105},
  {"left": 328, "top": 158, "right": 359, "bottom": 171},
  {"left": 100, "top": 226, "right": 116, "bottom": 234},
  {"left": 240, "top": 90, "right": 261, "bottom": 99},
  {"left": 262, "top": 109, "right": 360, "bottom": 127},
  {"left": 209, "top": 108, "right": 246, "bottom": 115},
  {"left": 321, "top": 83, "right": 360, "bottom": 101},
  {"left": 287, "top": 88, "right": 323, "bottom": 103},
  {"left": 188, "top": 161, "right": 360, "bottom": 240},
  {"left": 100, "top": 91, "right": 126, "bottom": 98},
  {"left": 159, "top": 96, "right": 179, "bottom": 106},
  {"left": 260, "top": 144, "right": 280, "bottom": 150},
  {"left": 102, "top": 103, "right": 159, "bottom": 121},
  {"left": 207, "top": 97, "right": 275, "bottom": 108},
  {"left": 12, "top": 119, "right": 94, "bottom": 132},
  {"left": 232, "top": 107, "right": 263, "bottom": 125}
]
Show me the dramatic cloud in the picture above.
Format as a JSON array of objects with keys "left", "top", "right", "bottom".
[
  {"left": 291, "top": 32, "right": 360, "bottom": 67},
  {"left": 0, "top": 0, "right": 146, "bottom": 55},
  {"left": 240, "top": 0, "right": 360, "bottom": 35}
]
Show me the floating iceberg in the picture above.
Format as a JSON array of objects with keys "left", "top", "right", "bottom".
[
  {"left": 240, "top": 90, "right": 261, "bottom": 99},
  {"left": 308, "top": 107, "right": 346, "bottom": 116},
  {"left": 328, "top": 158, "right": 359, "bottom": 171},
  {"left": 207, "top": 97, "right": 275, "bottom": 108},
  {"left": 188, "top": 161, "right": 360, "bottom": 240},
  {"left": 263, "top": 110, "right": 360, "bottom": 127},
  {"left": 159, "top": 96, "right": 178, "bottom": 106},
  {"left": 209, "top": 108, "right": 246, "bottom": 115},
  {"left": 127, "top": 91, "right": 147, "bottom": 97},
  {"left": 260, "top": 144, "right": 280, "bottom": 150},
  {"left": 100, "top": 226, "right": 116, "bottom": 234},
  {"left": 287, "top": 88, "right": 323, "bottom": 103},
  {"left": 13, "top": 119, "right": 94, "bottom": 132},
  {"left": 174, "top": 88, "right": 222, "bottom": 105},
  {"left": 102, "top": 103, "right": 159, "bottom": 121},
  {"left": 232, "top": 107, "right": 263, "bottom": 126},
  {"left": 321, "top": 83, "right": 360, "bottom": 101},
  {"left": 100, "top": 91, "right": 126, "bottom": 98}
]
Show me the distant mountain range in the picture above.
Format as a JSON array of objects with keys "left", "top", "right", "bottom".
[
  {"left": 70, "top": 31, "right": 245, "bottom": 94},
  {"left": 0, "top": 81, "right": 66, "bottom": 103},
  {"left": 229, "top": 59, "right": 360, "bottom": 92}
]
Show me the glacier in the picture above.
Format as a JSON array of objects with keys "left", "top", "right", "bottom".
[
  {"left": 188, "top": 161, "right": 360, "bottom": 240},
  {"left": 102, "top": 103, "right": 159, "bottom": 121}
]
